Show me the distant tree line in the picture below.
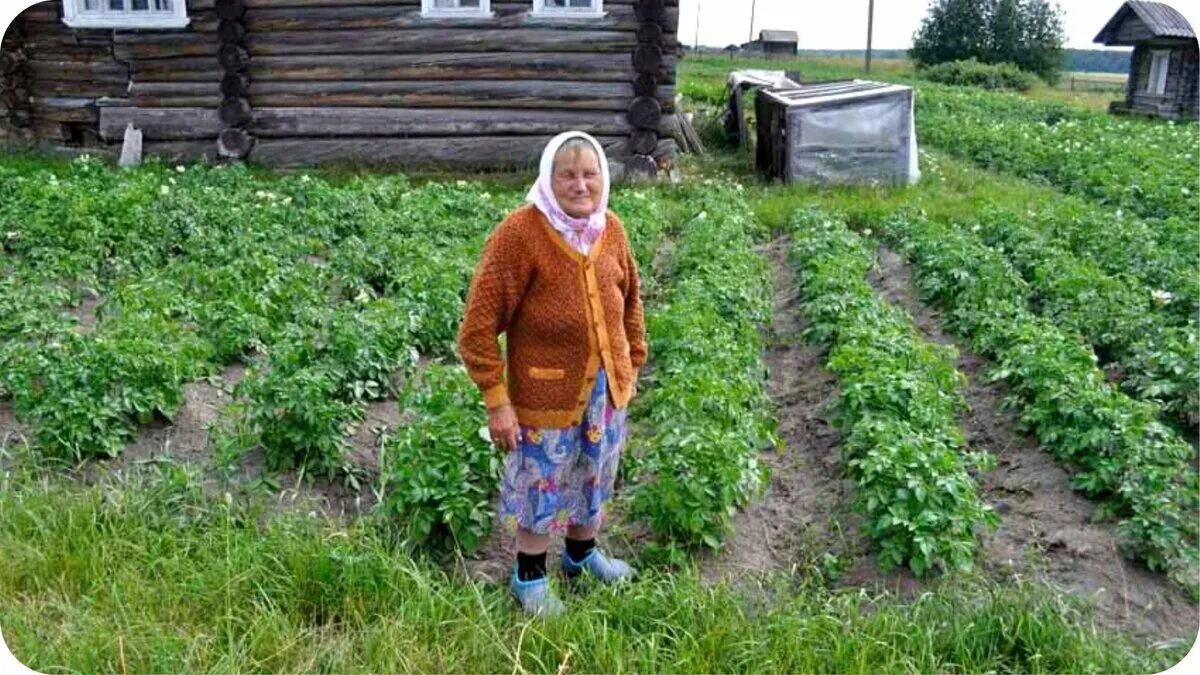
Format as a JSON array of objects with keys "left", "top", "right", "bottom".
[{"left": 909, "top": 0, "right": 1067, "bottom": 82}]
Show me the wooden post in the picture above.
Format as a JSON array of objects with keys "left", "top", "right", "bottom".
[
  {"left": 215, "top": 0, "right": 253, "bottom": 160},
  {"left": 866, "top": 0, "right": 874, "bottom": 75}
]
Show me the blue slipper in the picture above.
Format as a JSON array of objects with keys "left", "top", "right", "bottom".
[
  {"left": 509, "top": 567, "right": 565, "bottom": 618},
  {"left": 561, "top": 548, "right": 634, "bottom": 584}
]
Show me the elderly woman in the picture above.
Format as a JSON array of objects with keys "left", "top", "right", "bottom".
[{"left": 457, "top": 131, "right": 647, "bottom": 617}]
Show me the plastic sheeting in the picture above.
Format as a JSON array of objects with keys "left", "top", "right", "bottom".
[
  {"left": 758, "top": 80, "right": 920, "bottom": 186},
  {"left": 788, "top": 90, "right": 920, "bottom": 185},
  {"left": 726, "top": 69, "right": 801, "bottom": 91}
]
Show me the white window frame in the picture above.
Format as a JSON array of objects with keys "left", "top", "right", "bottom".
[
  {"left": 531, "top": 0, "right": 605, "bottom": 19},
  {"left": 421, "top": 0, "right": 493, "bottom": 19},
  {"left": 1146, "top": 49, "right": 1170, "bottom": 96},
  {"left": 62, "top": 0, "right": 189, "bottom": 29}
]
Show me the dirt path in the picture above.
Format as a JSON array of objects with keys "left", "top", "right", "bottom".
[
  {"left": 698, "top": 236, "right": 907, "bottom": 590},
  {"left": 870, "top": 245, "right": 1197, "bottom": 640}
]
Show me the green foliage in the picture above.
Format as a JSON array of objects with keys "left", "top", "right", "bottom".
[
  {"left": 967, "top": 206, "right": 1198, "bottom": 428},
  {"left": 0, "top": 464, "right": 1180, "bottom": 673},
  {"left": 920, "top": 59, "right": 1039, "bottom": 91},
  {"left": 790, "top": 210, "right": 996, "bottom": 575},
  {"left": 378, "top": 363, "right": 501, "bottom": 555},
  {"left": 917, "top": 85, "right": 1200, "bottom": 227},
  {"left": 877, "top": 213, "right": 1198, "bottom": 593},
  {"left": 629, "top": 184, "right": 775, "bottom": 551},
  {"left": 910, "top": 0, "right": 1065, "bottom": 83}
]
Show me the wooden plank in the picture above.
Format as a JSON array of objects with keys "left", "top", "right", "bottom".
[
  {"left": 248, "top": 134, "right": 633, "bottom": 169},
  {"left": 211, "top": 52, "right": 673, "bottom": 83},
  {"left": 30, "top": 97, "right": 98, "bottom": 123},
  {"left": 229, "top": 80, "right": 675, "bottom": 112},
  {"left": 99, "top": 106, "right": 220, "bottom": 141}
]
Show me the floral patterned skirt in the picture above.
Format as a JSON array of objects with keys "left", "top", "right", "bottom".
[{"left": 499, "top": 368, "right": 628, "bottom": 536}]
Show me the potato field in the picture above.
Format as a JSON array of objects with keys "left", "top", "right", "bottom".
[{"left": 0, "top": 55, "right": 1197, "bottom": 672}]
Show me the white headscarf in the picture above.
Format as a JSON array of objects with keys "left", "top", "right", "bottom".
[{"left": 526, "top": 131, "right": 610, "bottom": 255}]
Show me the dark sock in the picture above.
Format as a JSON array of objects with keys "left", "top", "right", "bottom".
[
  {"left": 516, "top": 551, "right": 547, "bottom": 582},
  {"left": 565, "top": 537, "right": 596, "bottom": 563}
]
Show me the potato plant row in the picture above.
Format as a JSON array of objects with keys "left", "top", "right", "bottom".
[
  {"left": 917, "top": 86, "right": 1200, "bottom": 226},
  {"left": 790, "top": 210, "right": 996, "bottom": 576},
  {"left": 628, "top": 185, "right": 775, "bottom": 551},
  {"left": 878, "top": 214, "right": 1198, "bottom": 593},
  {"left": 971, "top": 201, "right": 1198, "bottom": 323},
  {"left": 962, "top": 207, "right": 1198, "bottom": 429}
]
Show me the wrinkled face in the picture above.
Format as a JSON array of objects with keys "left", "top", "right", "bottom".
[{"left": 551, "top": 145, "right": 603, "bottom": 218}]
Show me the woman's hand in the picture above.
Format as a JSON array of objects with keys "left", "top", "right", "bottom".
[{"left": 487, "top": 404, "right": 520, "bottom": 452}]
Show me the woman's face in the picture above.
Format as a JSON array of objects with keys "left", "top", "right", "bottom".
[{"left": 551, "top": 146, "right": 603, "bottom": 218}]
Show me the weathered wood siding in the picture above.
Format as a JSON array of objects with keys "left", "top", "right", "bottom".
[
  {"left": 1, "top": 0, "right": 681, "bottom": 172},
  {"left": 1122, "top": 39, "right": 1199, "bottom": 120}
]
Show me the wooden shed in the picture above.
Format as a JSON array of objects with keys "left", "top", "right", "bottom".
[
  {"left": 0, "top": 0, "right": 680, "bottom": 175},
  {"left": 1094, "top": 0, "right": 1198, "bottom": 120},
  {"left": 740, "top": 29, "right": 797, "bottom": 60}
]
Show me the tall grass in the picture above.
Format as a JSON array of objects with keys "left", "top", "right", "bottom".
[{"left": 0, "top": 446, "right": 1185, "bottom": 673}]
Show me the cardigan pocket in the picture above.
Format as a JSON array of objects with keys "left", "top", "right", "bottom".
[{"left": 528, "top": 366, "right": 566, "bottom": 381}]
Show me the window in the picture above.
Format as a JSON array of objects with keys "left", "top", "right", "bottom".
[
  {"left": 421, "top": 0, "right": 492, "bottom": 18},
  {"left": 62, "top": 0, "right": 189, "bottom": 29},
  {"left": 1146, "top": 49, "right": 1170, "bottom": 96},
  {"left": 532, "top": 0, "right": 604, "bottom": 18}
]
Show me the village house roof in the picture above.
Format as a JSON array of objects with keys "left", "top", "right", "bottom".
[
  {"left": 1094, "top": 1, "right": 1195, "bottom": 44},
  {"left": 759, "top": 30, "right": 799, "bottom": 44}
]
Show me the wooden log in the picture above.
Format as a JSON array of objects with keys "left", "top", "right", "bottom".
[
  {"left": 231, "top": 80, "right": 675, "bottom": 112},
  {"left": 219, "top": 44, "right": 251, "bottom": 70},
  {"left": 636, "top": 22, "right": 663, "bottom": 45},
  {"left": 633, "top": 44, "right": 663, "bottom": 74},
  {"left": 99, "top": 106, "right": 220, "bottom": 141},
  {"left": 230, "top": 52, "right": 673, "bottom": 83},
  {"left": 221, "top": 72, "right": 250, "bottom": 98},
  {"left": 28, "top": 80, "right": 127, "bottom": 99},
  {"left": 113, "top": 32, "right": 211, "bottom": 59},
  {"left": 189, "top": 5, "right": 676, "bottom": 33},
  {"left": 628, "top": 95, "right": 661, "bottom": 129},
  {"left": 26, "top": 59, "right": 128, "bottom": 83},
  {"left": 94, "top": 105, "right": 681, "bottom": 140},
  {"left": 252, "top": 106, "right": 681, "bottom": 136},
  {"left": 627, "top": 128, "right": 656, "bottom": 155},
  {"left": 248, "top": 29, "right": 641, "bottom": 55},
  {"left": 218, "top": 19, "right": 247, "bottom": 44},
  {"left": 131, "top": 82, "right": 221, "bottom": 98},
  {"left": 215, "top": 0, "right": 247, "bottom": 21},
  {"left": 218, "top": 126, "right": 255, "bottom": 158},
  {"left": 635, "top": 0, "right": 666, "bottom": 23},
  {"left": 130, "top": 57, "right": 222, "bottom": 81},
  {"left": 633, "top": 73, "right": 657, "bottom": 97},
  {"left": 219, "top": 96, "right": 252, "bottom": 125},
  {"left": 30, "top": 105, "right": 96, "bottom": 124},
  {"left": 248, "top": 134, "right": 633, "bottom": 169}
]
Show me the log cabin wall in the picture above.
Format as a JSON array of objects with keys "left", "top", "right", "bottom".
[{"left": 0, "top": 0, "right": 681, "bottom": 174}]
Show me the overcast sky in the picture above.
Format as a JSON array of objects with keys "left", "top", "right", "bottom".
[{"left": 678, "top": 0, "right": 1200, "bottom": 51}]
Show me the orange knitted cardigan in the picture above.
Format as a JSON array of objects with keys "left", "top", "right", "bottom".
[{"left": 457, "top": 204, "right": 647, "bottom": 428}]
